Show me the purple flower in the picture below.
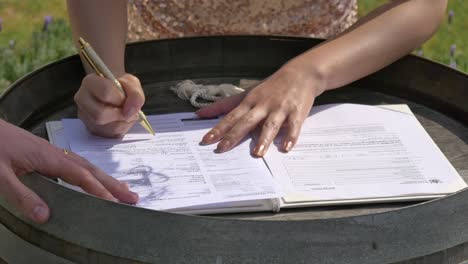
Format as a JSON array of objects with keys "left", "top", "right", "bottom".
[
  {"left": 448, "top": 10, "right": 454, "bottom": 24},
  {"left": 43, "top": 15, "right": 52, "bottom": 31},
  {"left": 450, "top": 44, "right": 456, "bottom": 57},
  {"left": 450, "top": 58, "right": 457, "bottom": 70},
  {"left": 417, "top": 49, "right": 424, "bottom": 57}
]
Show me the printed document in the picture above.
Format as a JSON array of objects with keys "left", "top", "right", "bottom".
[
  {"left": 263, "top": 104, "right": 466, "bottom": 203},
  {"left": 63, "top": 113, "right": 282, "bottom": 210},
  {"left": 52, "top": 104, "right": 467, "bottom": 212}
]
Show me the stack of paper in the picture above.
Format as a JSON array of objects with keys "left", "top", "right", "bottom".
[{"left": 47, "top": 104, "right": 467, "bottom": 214}]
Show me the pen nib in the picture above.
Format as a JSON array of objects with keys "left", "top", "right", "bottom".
[{"left": 139, "top": 119, "right": 155, "bottom": 136}]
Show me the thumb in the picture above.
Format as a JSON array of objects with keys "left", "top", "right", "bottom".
[
  {"left": 0, "top": 168, "right": 50, "bottom": 223},
  {"left": 195, "top": 92, "right": 246, "bottom": 118},
  {"left": 119, "top": 74, "right": 145, "bottom": 120}
]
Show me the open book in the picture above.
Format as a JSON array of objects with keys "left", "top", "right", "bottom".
[{"left": 46, "top": 104, "right": 467, "bottom": 214}]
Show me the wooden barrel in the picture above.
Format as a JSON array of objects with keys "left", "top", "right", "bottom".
[{"left": 0, "top": 36, "right": 467, "bottom": 264}]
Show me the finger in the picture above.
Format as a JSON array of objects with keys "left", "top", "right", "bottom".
[
  {"left": 215, "top": 107, "right": 268, "bottom": 153},
  {"left": 119, "top": 74, "right": 145, "bottom": 120},
  {"left": 32, "top": 147, "right": 118, "bottom": 202},
  {"left": 0, "top": 166, "right": 50, "bottom": 223},
  {"left": 65, "top": 152, "right": 138, "bottom": 204},
  {"left": 78, "top": 111, "right": 137, "bottom": 138},
  {"left": 200, "top": 104, "right": 251, "bottom": 145},
  {"left": 281, "top": 112, "right": 306, "bottom": 152},
  {"left": 75, "top": 89, "right": 126, "bottom": 126},
  {"left": 253, "top": 111, "right": 287, "bottom": 157},
  {"left": 83, "top": 74, "right": 126, "bottom": 106},
  {"left": 195, "top": 92, "right": 247, "bottom": 118}
]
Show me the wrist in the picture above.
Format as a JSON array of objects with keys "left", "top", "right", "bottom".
[
  {"left": 112, "top": 68, "right": 127, "bottom": 78},
  {"left": 80, "top": 56, "right": 126, "bottom": 78},
  {"left": 283, "top": 58, "right": 329, "bottom": 97},
  {"left": 84, "top": 69, "right": 127, "bottom": 79}
]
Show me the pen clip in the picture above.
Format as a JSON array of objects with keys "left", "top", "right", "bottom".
[{"left": 80, "top": 48, "right": 104, "bottom": 78}]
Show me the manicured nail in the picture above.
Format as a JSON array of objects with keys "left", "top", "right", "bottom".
[
  {"left": 254, "top": 144, "right": 266, "bottom": 156},
  {"left": 104, "top": 193, "right": 119, "bottom": 202},
  {"left": 124, "top": 107, "right": 136, "bottom": 120},
  {"left": 121, "top": 182, "right": 130, "bottom": 190},
  {"left": 33, "top": 205, "right": 48, "bottom": 222},
  {"left": 129, "top": 114, "right": 139, "bottom": 122},
  {"left": 215, "top": 140, "right": 231, "bottom": 153},
  {"left": 202, "top": 133, "right": 215, "bottom": 144},
  {"left": 284, "top": 141, "right": 293, "bottom": 152}
]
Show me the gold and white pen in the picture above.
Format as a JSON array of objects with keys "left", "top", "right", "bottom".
[{"left": 78, "top": 37, "right": 155, "bottom": 136}]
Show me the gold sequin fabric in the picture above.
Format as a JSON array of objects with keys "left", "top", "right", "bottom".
[{"left": 127, "top": 0, "right": 358, "bottom": 42}]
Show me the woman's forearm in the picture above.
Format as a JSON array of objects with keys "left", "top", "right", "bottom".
[
  {"left": 67, "top": 0, "right": 128, "bottom": 76},
  {"left": 292, "top": 0, "right": 447, "bottom": 93},
  {"left": 68, "top": 1, "right": 146, "bottom": 139}
]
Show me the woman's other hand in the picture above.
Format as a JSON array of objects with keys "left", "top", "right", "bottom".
[{"left": 197, "top": 63, "right": 325, "bottom": 156}]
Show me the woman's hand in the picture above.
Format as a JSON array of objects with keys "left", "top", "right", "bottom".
[
  {"left": 74, "top": 73, "right": 145, "bottom": 138},
  {"left": 0, "top": 120, "right": 138, "bottom": 224},
  {"left": 197, "top": 63, "right": 326, "bottom": 156}
]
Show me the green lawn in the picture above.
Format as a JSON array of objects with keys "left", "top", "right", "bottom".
[
  {"left": 0, "top": 0, "right": 75, "bottom": 90},
  {"left": 0, "top": 0, "right": 466, "bottom": 91},
  {"left": 0, "top": 0, "right": 69, "bottom": 48},
  {"left": 423, "top": 0, "right": 468, "bottom": 70},
  {"left": 359, "top": 0, "right": 467, "bottom": 71}
]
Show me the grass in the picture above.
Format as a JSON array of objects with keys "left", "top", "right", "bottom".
[
  {"left": 0, "top": 0, "right": 466, "bottom": 92},
  {"left": 0, "top": 19, "right": 75, "bottom": 89},
  {"left": 0, "top": 0, "right": 69, "bottom": 49},
  {"left": 0, "top": 0, "right": 75, "bottom": 90},
  {"left": 359, "top": 0, "right": 468, "bottom": 71},
  {"left": 423, "top": 0, "right": 468, "bottom": 70}
]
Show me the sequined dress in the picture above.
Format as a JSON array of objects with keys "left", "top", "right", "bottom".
[{"left": 127, "top": 0, "right": 358, "bottom": 42}]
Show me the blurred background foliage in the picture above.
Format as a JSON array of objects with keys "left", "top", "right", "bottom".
[
  {"left": 0, "top": 0, "right": 74, "bottom": 90},
  {"left": 0, "top": 0, "right": 465, "bottom": 92}
]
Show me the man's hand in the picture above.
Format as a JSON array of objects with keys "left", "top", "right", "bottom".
[
  {"left": 0, "top": 120, "right": 138, "bottom": 223},
  {"left": 74, "top": 73, "right": 145, "bottom": 137}
]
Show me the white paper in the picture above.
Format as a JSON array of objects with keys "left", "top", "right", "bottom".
[
  {"left": 263, "top": 104, "right": 467, "bottom": 202},
  {"left": 63, "top": 113, "right": 282, "bottom": 210}
]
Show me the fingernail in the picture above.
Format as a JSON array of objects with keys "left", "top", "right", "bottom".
[
  {"left": 131, "top": 191, "right": 139, "bottom": 200},
  {"left": 202, "top": 133, "right": 215, "bottom": 144},
  {"left": 124, "top": 107, "right": 136, "bottom": 120},
  {"left": 33, "top": 205, "right": 48, "bottom": 222},
  {"left": 215, "top": 140, "right": 231, "bottom": 153},
  {"left": 284, "top": 141, "right": 293, "bottom": 152},
  {"left": 104, "top": 193, "right": 119, "bottom": 202},
  {"left": 129, "top": 114, "right": 139, "bottom": 122},
  {"left": 121, "top": 182, "right": 130, "bottom": 190},
  {"left": 254, "top": 144, "right": 266, "bottom": 156}
]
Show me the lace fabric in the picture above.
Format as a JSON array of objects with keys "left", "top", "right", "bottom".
[{"left": 127, "top": 0, "right": 358, "bottom": 42}]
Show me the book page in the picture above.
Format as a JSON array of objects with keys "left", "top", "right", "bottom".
[
  {"left": 262, "top": 104, "right": 467, "bottom": 203},
  {"left": 62, "top": 113, "right": 282, "bottom": 211}
]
